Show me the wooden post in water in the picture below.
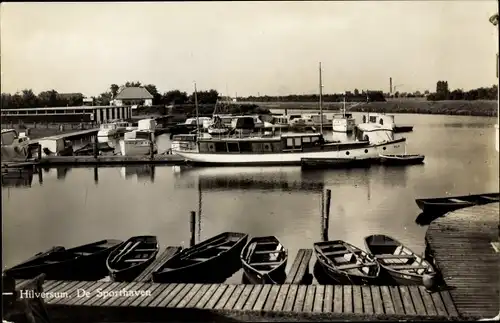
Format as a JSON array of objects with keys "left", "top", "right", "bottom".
[
  {"left": 190, "top": 211, "right": 196, "bottom": 247},
  {"left": 93, "top": 135, "right": 98, "bottom": 158},
  {"left": 38, "top": 168, "right": 43, "bottom": 185},
  {"left": 93, "top": 167, "right": 99, "bottom": 184},
  {"left": 150, "top": 165, "right": 155, "bottom": 183},
  {"left": 322, "top": 189, "right": 331, "bottom": 242},
  {"left": 149, "top": 132, "right": 154, "bottom": 160},
  {"left": 37, "top": 144, "right": 42, "bottom": 160}
]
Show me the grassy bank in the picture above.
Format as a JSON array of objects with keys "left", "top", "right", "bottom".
[{"left": 258, "top": 100, "right": 498, "bottom": 117}]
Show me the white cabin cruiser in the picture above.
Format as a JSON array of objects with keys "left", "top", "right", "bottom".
[
  {"left": 120, "top": 118, "right": 157, "bottom": 156},
  {"left": 171, "top": 123, "right": 405, "bottom": 166},
  {"left": 332, "top": 113, "right": 356, "bottom": 133},
  {"left": 97, "top": 122, "right": 120, "bottom": 137}
]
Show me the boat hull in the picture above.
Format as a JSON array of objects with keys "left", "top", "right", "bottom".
[
  {"left": 301, "top": 157, "right": 372, "bottom": 169},
  {"left": 315, "top": 260, "right": 380, "bottom": 285},
  {"left": 393, "top": 125, "right": 414, "bottom": 133},
  {"left": 174, "top": 139, "right": 406, "bottom": 166},
  {"left": 119, "top": 140, "right": 157, "bottom": 156},
  {"left": 242, "top": 261, "right": 287, "bottom": 284},
  {"left": 379, "top": 154, "right": 425, "bottom": 165},
  {"left": 415, "top": 192, "right": 499, "bottom": 214}
]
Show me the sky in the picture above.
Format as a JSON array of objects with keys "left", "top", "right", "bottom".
[{"left": 1, "top": 1, "right": 498, "bottom": 97}]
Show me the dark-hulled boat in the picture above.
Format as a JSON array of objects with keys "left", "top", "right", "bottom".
[
  {"left": 301, "top": 157, "right": 372, "bottom": 169},
  {"left": 364, "top": 235, "right": 434, "bottom": 285},
  {"left": 152, "top": 232, "right": 248, "bottom": 283},
  {"left": 393, "top": 125, "right": 414, "bottom": 133},
  {"left": 313, "top": 240, "right": 380, "bottom": 285},
  {"left": 379, "top": 154, "right": 425, "bottom": 165},
  {"left": 106, "top": 236, "right": 159, "bottom": 282},
  {"left": 4, "top": 240, "right": 122, "bottom": 280},
  {"left": 240, "top": 236, "right": 287, "bottom": 284},
  {"left": 415, "top": 192, "right": 499, "bottom": 215}
]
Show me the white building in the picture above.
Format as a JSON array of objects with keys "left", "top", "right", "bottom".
[{"left": 112, "top": 87, "right": 154, "bottom": 107}]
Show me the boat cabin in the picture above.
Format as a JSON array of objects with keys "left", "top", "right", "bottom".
[
  {"left": 354, "top": 123, "right": 395, "bottom": 144},
  {"left": 333, "top": 113, "right": 353, "bottom": 119},
  {"left": 38, "top": 137, "right": 73, "bottom": 156},
  {"left": 362, "top": 114, "right": 395, "bottom": 128}
]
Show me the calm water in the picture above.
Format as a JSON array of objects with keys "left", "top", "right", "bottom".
[{"left": 2, "top": 113, "right": 498, "bottom": 282}]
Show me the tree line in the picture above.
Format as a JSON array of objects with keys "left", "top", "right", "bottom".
[
  {"left": 426, "top": 81, "right": 498, "bottom": 101},
  {"left": 238, "top": 90, "right": 387, "bottom": 103}
]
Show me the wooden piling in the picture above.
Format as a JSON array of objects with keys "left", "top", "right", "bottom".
[
  {"left": 149, "top": 132, "right": 154, "bottom": 160},
  {"left": 190, "top": 211, "right": 196, "bottom": 247},
  {"left": 93, "top": 135, "right": 98, "bottom": 158},
  {"left": 37, "top": 144, "right": 42, "bottom": 160},
  {"left": 150, "top": 165, "right": 155, "bottom": 183},
  {"left": 38, "top": 168, "right": 43, "bottom": 185},
  {"left": 322, "top": 189, "right": 331, "bottom": 242},
  {"left": 93, "top": 167, "right": 99, "bottom": 184}
]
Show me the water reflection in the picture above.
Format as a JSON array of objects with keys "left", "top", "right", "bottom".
[
  {"left": 119, "top": 165, "right": 156, "bottom": 182},
  {"left": 1, "top": 169, "right": 34, "bottom": 188}
]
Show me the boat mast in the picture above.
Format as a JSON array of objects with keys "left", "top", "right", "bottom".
[
  {"left": 319, "top": 62, "right": 323, "bottom": 134},
  {"left": 343, "top": 94, "right": 346, "bottom": 118},
  {"left": 194, "top": 82, "right": 200, "bottom": 133}
]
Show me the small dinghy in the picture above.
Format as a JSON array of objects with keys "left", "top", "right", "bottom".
[
  {"left": 313, "top": 240, "right": 380, "bottom": 285},
  {"left": 4, "top": 240, "right": 122, "bottom": 280},
  {"left": 241, "top": 236, "right": 287, "bottom": 284},
  {"left": 106, "top": 236, "right": 159, "bottom": 282},
  {"left": 152, "top": 232, "right": 248, "bottom": 283},
  {"left": 364, "top": 235, "right": 434, "bottom": 285},
  {"left": 415, "top": 192, "right": 499, "bottom": 214},
  {"left": 379, "top": 154, "right": 425, "bottom": 165}
]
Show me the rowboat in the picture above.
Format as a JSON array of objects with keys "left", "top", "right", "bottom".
[
  {"left": 152, "top": 232, "right": 248, "bottom": 283},
  {"left": 240, "top": 236, "right": 288, "bottom": 284},
  {"left": 313, "top": 240, "right": 380, "bottom": 285},
  {"left": 364, "top": 235, "right": 434, "bottom": 285},
  {"left": 301, "top": 157, "right": 372, "bottom": 169},
  {"left": 415, "top": 192, "right": 499, "bottom": 214},
  {"left": 106, "top": 236, "right": 159, "bottom": 282},
  {"left": 4, "top": 240, "right": 122, "bottom": 280},
  {"left": 379, "top": 154, "right": 425, "bottom": 165}
]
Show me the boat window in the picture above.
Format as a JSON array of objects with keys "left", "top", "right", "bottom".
[
  {"left": 286, "top": 138, "right": 294, "bottom": 147},
  {"left": 214, "top": 142, "right": 227, "bottom": 152},
  {"left": 364, "top": 149, "right": 368, "bottom": 153},
  {"left": 311, "top": 136, "right": 319, "bottom": 143},
  {"left": 294, "top": 138, "right": 301, "bottom": 147},
  {"left": 346, "top": 151, "right": 350, "bottom": 155},
  {"left": 199, "top": 142, "right": 209, "bottom": 152},
  {"left": 272, "top": 142, "right": 281, "bottom": 152},
  {"left": 369, "top": 116, "right": 377, "bottom": 123},
  {"left": 239, "top": 141, "right": 253, "bottom": 152},
  {"left": 383, "top": 147, "right": 387, "bottom": 150},
  {"left": 227, "top": 142, "right": 239, "bottom": 152},
  {"left": 362, "top": 115, "right": 366, "bottom": 123},
  {"left": 379, "top": 119, "right": 384, "bottom": 125},
  {"left": 363, "top": 135, "right": 369, "bottom": 141},
  {"left": 263, "top": 143, "right": 272, "bottom": 152},
  {"left": 208, "top": 143, "right": 216, "bottom": 152},
  {"left": 303, "top": 137, "right": 311, "bottom": 143}
]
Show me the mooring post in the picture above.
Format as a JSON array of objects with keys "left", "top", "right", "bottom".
[
  {"left": 149, "top": 132, "right": 154, "bottom": 160},
  {"left": 94, "top": 167, "right": 99, "bottom": 184},
  {"left": 190, "top": 211, "right": 196, "bottom": 247},
  {"left": 38, "top": 168, "right": 43, "bottom": 185},
  {"left": 150, "top": 165, "right": 155, "bottom": 183},
  {"left": 37, "top": 144, "right": 42, "bottom": 160},
  {"left": 322, "top": 189, "right": 331, "bottom": 242},
  {"left": 93, "top": 135, "right": 98, "bottom": 158}
]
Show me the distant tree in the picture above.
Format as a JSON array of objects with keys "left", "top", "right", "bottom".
[
  {"left": 110, "top": 84, "right": 119, "bottom": 98},
  {"left": 414, "top": 91, "right": 422, "bottom": 97},
  {"left": 435, "top": 81, "right": 449, "bottom": 100},
  {"left": 125, "top": 81, "right": 142, "bottom": 87},
  {"left": 38, "top": 90, "right": 59, "bottom": 107},
  {"left": 394, "top": 91, "right": 400, "bottom": 98},
  {"left": 97, "top": 92, "right": 112, "bottom": 106},
  {"left": 21, "top": 89, "right": 38, "bottom": 108},
  {"left": 424, "top": 90, "right": 430, "bottom": 95},
  {"left": 144, "top": 84, "right": 162, "bottom": 105},
  {"left": 189, "top": 89, "right": 219, "bottom": 104},
  {"left": 163, "top": 90, "right": 188, "bottom": 105},
  {"left": 354, "top": 89, "right": 360, "bottom": 96}
]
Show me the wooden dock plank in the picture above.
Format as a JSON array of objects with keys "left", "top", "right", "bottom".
[
  {"left": 399, "top": 286, "right": 416, "bottom": 315},
  {"left": 134, "top": 283, "right": 164, "bottom": 307},
  {"left": 343, "top": 285, "right": 353, "bottom": 313},
  {"left": 253, "top": 285, "right": 271, "bottom": 311},
  {"left": 184, "top": 284, "right": 210, "bottom": 308},
  {"left": 85, "top": 282, "right": 121, "bottom": 306},
  {"left": 323, "top": 285, "right": 333, "bottom": 313},
  {"left": 262, "top": 285, "right": 279, "bottom": 311},
  {"left": 440, "top": 291, "right": 459, "bottom": 317},
  {"left": 214, "top": 285, "right": 235, "bottom": 310},
  {"left": 57, "top": 281, "right": 95, "bottom": 305},
  {"left": 283, "top": 285, "right": 298, "bottom": 311},
  {"left": 352, "top": 285, "right": 363, "bottom": 314},
  {"left": 94, "top": 281, "right": 131, "bottom": 306},
  {"left": 313, "top": 285, "right": 324, "bottom": 312},
  {"left": 303, "top": 285, "right": 316, "bottom": 312},
  {"left": 117, "top": 283, "right": 150, "bottom": 307},
  {"left": 380, "top": 286, "right": 395, "bottom": 315},
  {"left": 146, "top": 284, "right": 175, "bottom": 307},
  {"left": 224, "top": 285, "right": 245, "bottom": 310},
  {"left": 333, "top": 285, "right": 343, "bottom": 313},
  {"left": 292, "top": 285, "right": 307, "bottom": 312},
  {"left": 177, "top": 284, "right": 203, "bottom": 308},
  {"left": 273, "top": 284, "right": 289, "bottom": 311},
  {"left": 158, "top": 283, "right": 184, "bottom": 307},
  {"left": 167, "top": 283, "right": 195, "bottom": 307},
  {"left": 370, "top": 286, "right": 384, "bottom": 314},
  {"left": 284, "top": 249, "right": 312, "bottom": 284},
  {"left": 194, "top": 284, "right": 218, "bottom": 309},
  {"left": 233, "top": 285, "right": 254, "bottom": 311},
  {"left": 425, "top": 203, "right": 499, "bottom": 317},
  {"left": 430, "top": 291, "right": 448, "bottom": 316},
  {"left": 66, "top": 281, "right": 103, "bottom": 306},
  {"left": 408, "top": 286, "right": 427, "bottom": 315},
  {"left": 134, "top": 246, "right": 182, "bottom": 282},
  {"left": 205, "top": 285, "right": 228, "bottom": 309},
  {"left": 361, "top": 286, "right": 374, "bottom": 314},
  {"left": 418, "top": 286, "right": 438, "bottom": 316},
  {"left": 389, "top": 286, "right": 405, "bottom": 315},
  {"left": 44, "top": 281, "right": 78, "bottom": 304},
  {"left": 243, "top": 285, "right": 263, "bottom": 310}
]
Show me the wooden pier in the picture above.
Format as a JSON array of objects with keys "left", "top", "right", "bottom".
[
  {"left": 27, "top": 128, "right": 99, "bottom": 145},
  {"left": 38, "top": 154, "right": 186, "bottom": 166},
  {"left": 8, "top": 248, "right": 462, "bottom": 322},
  {"left": 425, "top": 202, "right": 499, "bottom": 319}
]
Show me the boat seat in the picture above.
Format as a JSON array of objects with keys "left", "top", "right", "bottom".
[
  {"left": 217, "top": 246, "right": 231, "bottom": 250},
  {"left": 74, "top": 252, "right": 93, "bottom": 256},
  {"left": 480, "top": 196, "right": 498, "bottom": 201},
  {"left": 254, "top": 250, "right": 282, "bottom": 254},
  {"left": 376, "top": 254, "right": 415, "bottom": 259},
  {"left": 191, "top": 258, "right": 209, "bottom": 262},
  {"left": 250, "top": 261, "right": 282, "bottom": 266},
  {"left": 319, "top": 244, "right": 344, "bottom": 250},
  {"left": 337, "top": 263, "right": 376, "bottom": 270},
  {"left": 133, "top": 249, "right": 157, "bottom": 252},
  {"left": 448, "top": 198, "right": 468, "bottom": 203},
  {"left": 258, "top": 242, "right": 278, "bottom": 245},
  {"left": 323, "top": 250, "right": 349, "bottom": 256},
  {"left": 389, "top": 265, "right": 428, "bottom": 270},
  {"left": 123, "top": 258, "right": 149, "bottom": 262}
]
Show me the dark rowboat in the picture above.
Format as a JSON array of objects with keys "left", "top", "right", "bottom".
[
  {"left": 301, "top": 157, "right": 372, "bottom": 169},
  {"left": 152, "top": 232, "right": 248, "bottom": 283},
  {"left": 241, "top": 236, "right": 287, "bottom": 284},
  {"left": 364, "top": 235, "right": 434, "bottom": 285},
  {"left": 415, "top": 192, "right": 499, "bottom": 215},
  {"left": 393, "top": 125, "right": 414, "bottom": 133},
  {"left": 106, "top": 236, "right": 159, "bottom": 282},
  {"left": 4, "top": 240, "right": 122, "bottom": 280},
  {"left": 379, "top": 154, "right": 425, "bottom": 165},
  {"left": 313, "top": 240, "right": 380, "bottom": 285}
]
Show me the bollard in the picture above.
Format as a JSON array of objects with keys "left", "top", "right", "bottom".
[
  {"left": 37, "top": 144, "right": 42, "bottom": 160},
  {"left": 190, "top": 211, "right": 196, "bottom": 247},
  {"left": 150, "top": 165, "right": 155, "bottom": 183},
  {"left": 93, "top": 135, "right": 98, "bottom": 158},
  {"left": 149, "top": 132, "right": 154, "bottom": 160},
  {"left": 94, "top": 167, "right": 99, "bottom": 184},
  {"left": 38, "top": 168, "right": 43, "bottom": 185},
  {"left": 322, "top": 189, "right": 331, "bottom": 242}
]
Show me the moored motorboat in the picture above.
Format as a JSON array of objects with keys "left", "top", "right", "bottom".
[
  {"left": 415, "top": 192, "right": 499, "bottom": 215},
  {"left": 240, "top": 236, "right": 287, "bottom": 284},
  {"left": 313, "top": 240, "right": 380, "bottom": 285},
  {"left": 4, "top": 239, "right": 122, "bottom": 280},
  {"left": 364, "top": 235, "right": 434, "bottom": 285},
  {"left": 379, "top": 154, "right": 425, "bottom": 165},
  {"left": 152, "top": 232, "right": 248, "bottom": 283},
  {"left": 106, "top": 236, "right": 159, "bottom": 282}
]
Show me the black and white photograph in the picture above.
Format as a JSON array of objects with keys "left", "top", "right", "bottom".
[{"left": 1, "top": 1, "right": 499, "bottom": 322}]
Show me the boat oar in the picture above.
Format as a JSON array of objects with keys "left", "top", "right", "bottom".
[{"left": 113, "top": 241, "right": 141, "bottom": 265}]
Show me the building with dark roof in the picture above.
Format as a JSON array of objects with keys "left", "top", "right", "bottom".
[{"left": 112, "top": 87, "right": 153, "bottom": 107}]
